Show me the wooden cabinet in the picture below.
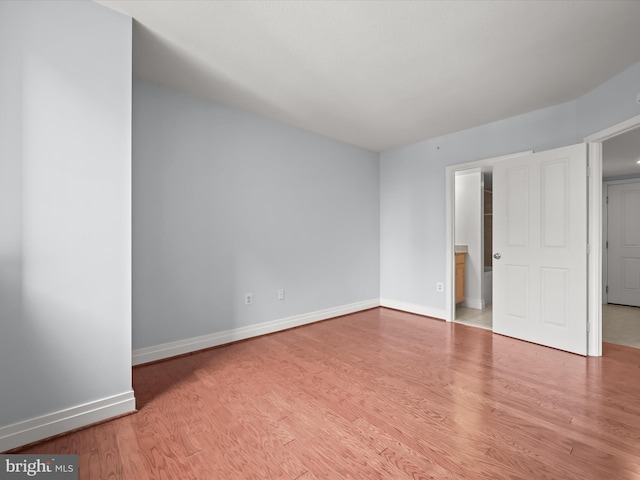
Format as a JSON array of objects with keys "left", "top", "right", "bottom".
[{"left": 455, "top": 253, "right": 465, "bottom": 304}]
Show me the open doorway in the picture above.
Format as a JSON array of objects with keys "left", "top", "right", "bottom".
[
  {"left": 445, "top": 115, "right": 640, "bottom": 356},
  {"left": 585, "top": 113, "right": 640, "bottom": 356},
  {"left": 454, "top": 167, "right": 493, "bottom": 330},
  {"left": 449, "top": 145, "right": 590, "bottom": 355},
  {"left": 601, "top": 127, "right": 640, "bottom": 349},
  {"left": 445, "top": 150, "right": 531, "bottom": 328}
]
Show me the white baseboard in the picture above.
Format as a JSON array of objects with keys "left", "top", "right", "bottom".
[
  {"left": 0, "top": 390, "right": 135, "bottom": 453},
  {"left": 132, "top": 299, "right": 381, "bottom": 366},
  {"left": 461, "top": 298, "right": 484, "bottom": 310},
  {"left": 379, "top": 298, "right": 446, "bottom": 320}
]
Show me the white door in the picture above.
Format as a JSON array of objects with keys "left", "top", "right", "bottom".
[
  {"left": 493, "top": 144, "right": 588, "bottom": 355},
  {"left": 607, "top": 181, "right": 640, "bottom": 307}
]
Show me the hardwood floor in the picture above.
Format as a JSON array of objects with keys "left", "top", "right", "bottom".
[{"left": 15, "top": 307, "right": 640, "bottom": 479}]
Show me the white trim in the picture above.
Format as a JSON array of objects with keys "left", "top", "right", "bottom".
[
  {"left": 603, "top": 177, "right": 640, "bottom": 186},
  {"left": 584, "top": 114, "right": 640, "bottom": 143},
  {"left": 460, "top": 298, "right": 484, "bottom": 310},
  {"left": 587, "top": 143, "right": 603, "bottom": 357},
  {"left": 603, "top": 179, "right": 609, "bottom": 305},
  {"left": 132, "top": 299, "right": 380, "bottom": 366},
  {"left": 0, "top": 391, "right": 135, "bottom": 453},
  {"left": 445, "top": 150, "right": 532, "bottom": 323},
  {"left": 584, "top": 114, "right": 640, "bottom": 357},
  {"left": 380, "top": 298, "right": 446, "bottom": 320}
]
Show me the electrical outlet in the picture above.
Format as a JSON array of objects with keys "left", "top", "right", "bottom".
[
  {"left": 244, "top": 293, "right": 253, "bottom": 305},
  {"left": 278, "top": 289, "right": 285, "bottom": 300},
  {"left": 436, "top": 282, "right": 444, "bottom": 292}
]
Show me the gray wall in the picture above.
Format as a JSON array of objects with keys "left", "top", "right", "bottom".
[
  {"left": 0, "top": 0, "right": 132, "bottom": 429},
  {"left": 380, "top": 62, "right": 640, "bottom": 313},
  {"left": 133, "top": 80, "right": 380, "bottom": 349},
  {"left": 380, "top": 100, "right": 577, "bottom": 310},
  {"left": 577, "top": 62, "right": 640, "bottom": 139}
]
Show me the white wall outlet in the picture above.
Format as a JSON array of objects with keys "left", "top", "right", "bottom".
[
  {"left": 278, "top": 289, "right": 285, "bottom": 300},
  {"left": 244, "top": 293, "right": 253, "bottom": 305},
  {"left": 636, "top": 92, "right": 640, "bottom": 104},
  {"left": 436, "top": 282, "right": 444, "bottom": 292}
]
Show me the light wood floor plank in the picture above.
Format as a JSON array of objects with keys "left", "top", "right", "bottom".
[{"left": 12, "top": 307, "right": 640, "bottom": 479}]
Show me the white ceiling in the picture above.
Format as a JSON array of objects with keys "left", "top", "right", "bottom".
[{"left": 96, "top": 0, "right": 640, "bottom": 152}]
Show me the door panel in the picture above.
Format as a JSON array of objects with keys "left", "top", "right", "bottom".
[
  {"left": 540, "top": 267, "right": 568, "bottom": 327},
  {"left": 541, "top": 160, "right": 568, "bottom": 247},
  {"left": 506, "top": 265, "right": 528, "bottom": 319},
  {"left": 493, "top": 144, "right": 588, "bottom": 355},
  {"left": 608, "top": 181, "right": 640, "bottom": 307},
  {"left": 506, "top": 167, "right": 528, "bottom": 247}
]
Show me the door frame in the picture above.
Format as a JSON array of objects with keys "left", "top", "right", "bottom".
[
  {"left": 445, "top": 113, "right": 640, "bottom": 357},
  {"left": 602, "top": 178, "right": 640, "bottom": 305},
  {"left": 445, "top": 150, "right": 532, "bottom": 325},
  {"left": 585, "top": 113, "right": 640, "bottom": 357}
]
